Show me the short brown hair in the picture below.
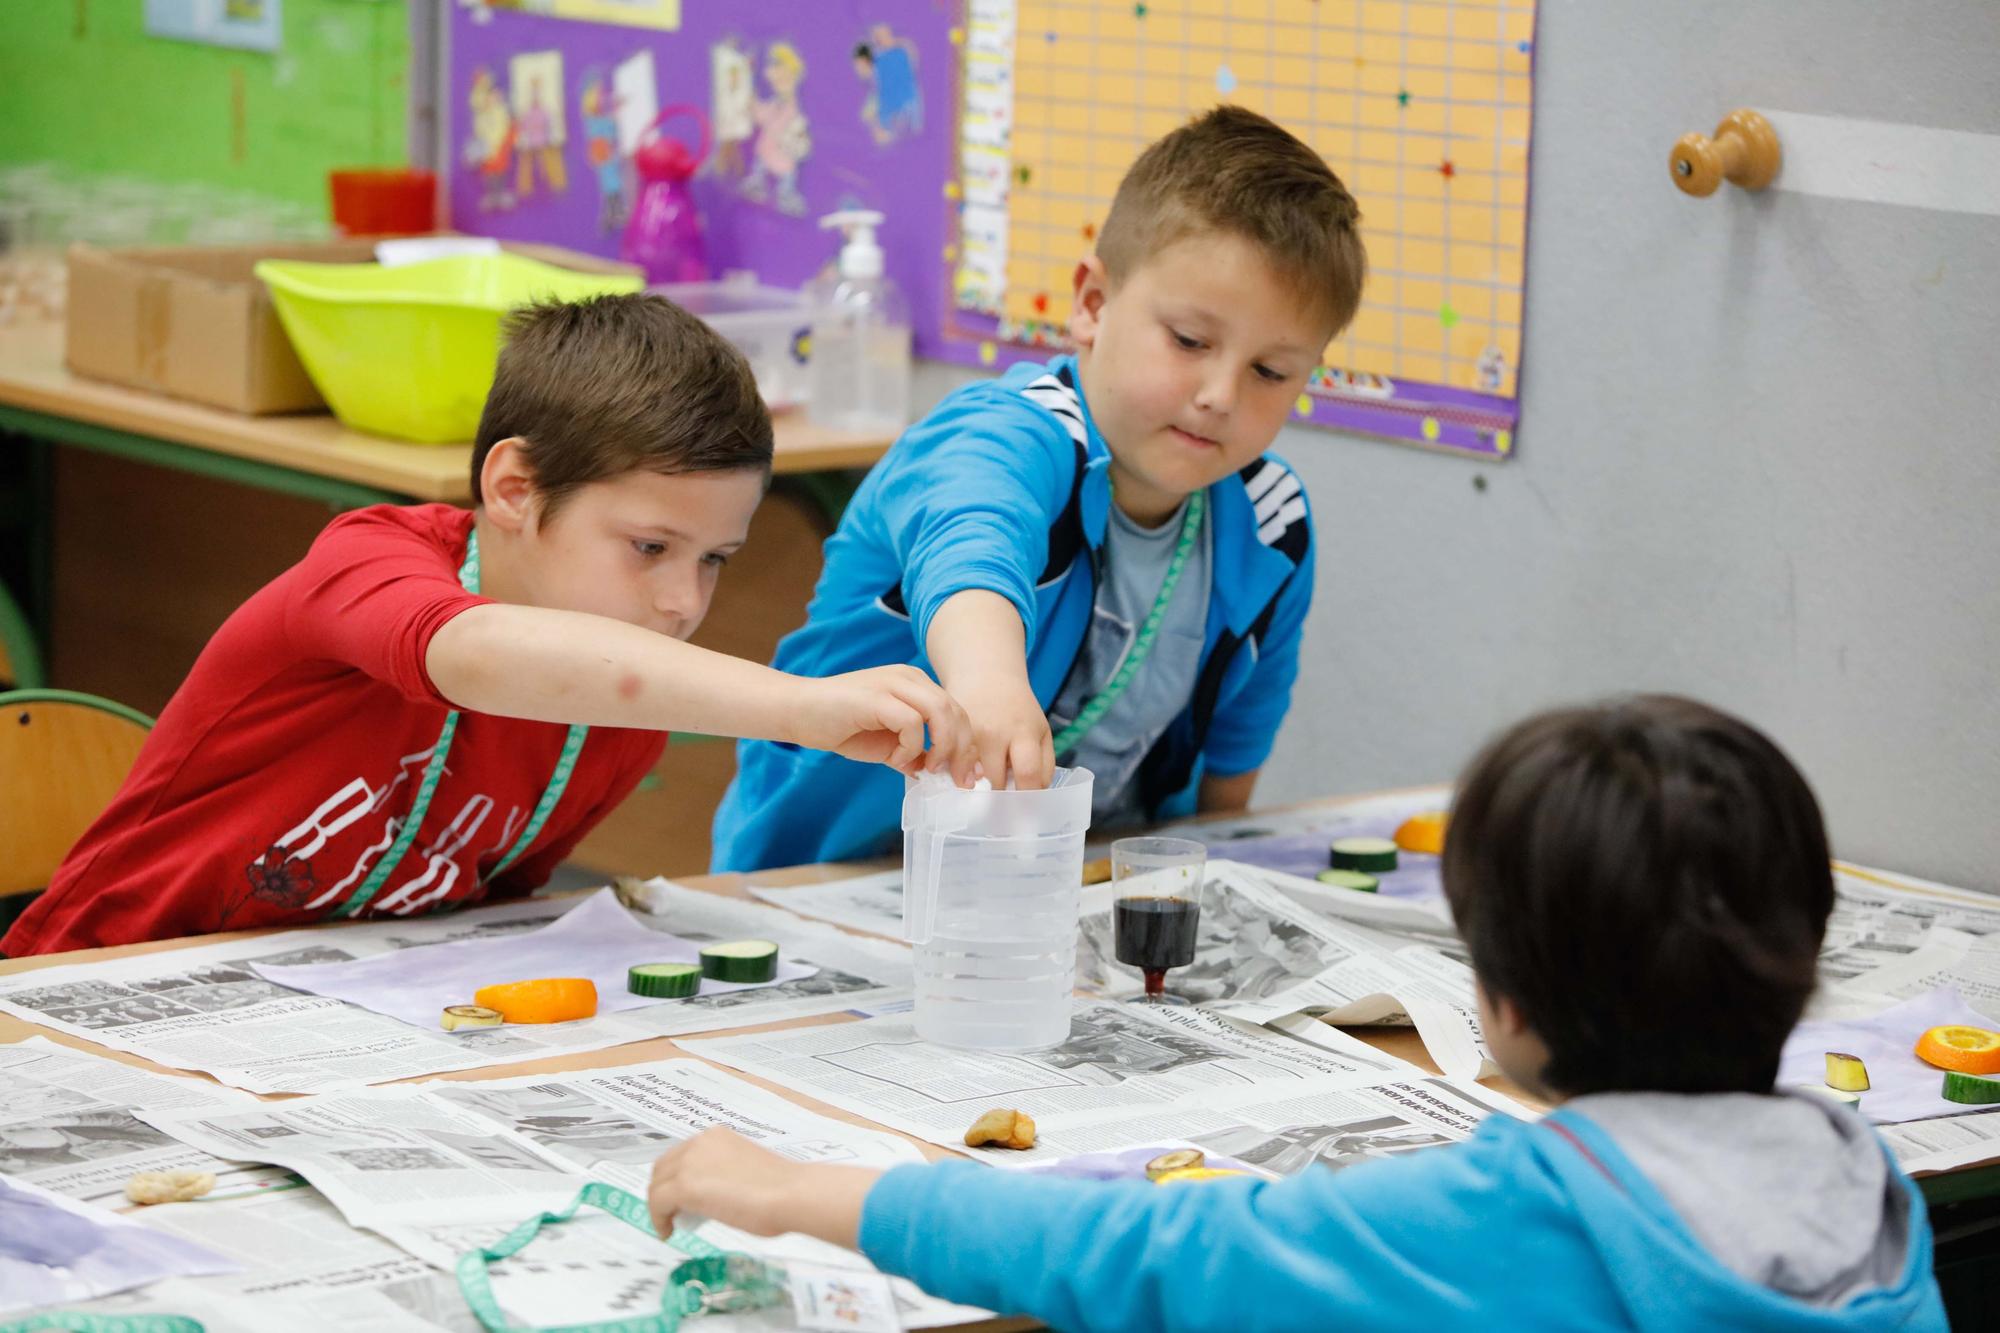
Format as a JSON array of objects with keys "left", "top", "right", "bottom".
[
  {"left": 1442, "top": 696, "right": 1833, "bottom": 1097},
  {"left": 471, "top": 292, "right": 773, "bottom": 519},
  {"left": 1097, "top": 105, "right": 1366, "bottom": 335}
]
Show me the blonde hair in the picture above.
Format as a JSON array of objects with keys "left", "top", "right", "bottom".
[
  {"left": 765, "top": 43, "right": 804, "bottom": 79},
  {"left": 1097, "top": 105, "right": 1366, "bottom": 336}
]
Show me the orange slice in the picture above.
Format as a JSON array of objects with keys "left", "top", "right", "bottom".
[
  {"left": 1914, "top": 1024, "right": 2000, "bottom": 1075},
  {"left": 472, "top": 977, "right": 598, "bottom": 1025},
  {"left": 1394, "top": 810, "right": 1449, "bottom": 856}
]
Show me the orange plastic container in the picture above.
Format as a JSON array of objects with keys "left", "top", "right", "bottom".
[{"left": 328, "top": 169, "right": 437, "bottom": 236}]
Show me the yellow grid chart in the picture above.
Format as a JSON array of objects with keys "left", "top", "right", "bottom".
[{"left": 979, "top": 0, "right": 1533, "bottom": 399}]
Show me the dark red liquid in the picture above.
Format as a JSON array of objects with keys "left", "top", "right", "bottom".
[{"left": 1114, "top": 895, "right": 1201, "bottom": 991}]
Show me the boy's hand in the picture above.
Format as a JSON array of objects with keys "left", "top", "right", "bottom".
[
  {"left": 924, "top": 591, "right": 1054, "bottom": 790},
  {"left": 647, "top": 1128, "right": 876, "bottom": 1249},
  {"left": 793, "top": 666, "right": 975, "bottom": 782},
  {"left": 951, "top": 664, "right": 1055, "bottom": 791}
]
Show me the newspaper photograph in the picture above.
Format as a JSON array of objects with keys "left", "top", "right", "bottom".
[
  {"left": 685, "top": 999, "right": 1425, "bottom": 1165},
  {"left": 1076, "top": 863, "right": 1491, "bottom": 1080},
  {"left": 0, "top": 1037, "right": 292, "bottom": 1207},
  {"left": 747, "top": 868, "right": 909, "bottom": 940},
  {"left": 613, "top": 876, "right": 916, "bottom": 1035}
]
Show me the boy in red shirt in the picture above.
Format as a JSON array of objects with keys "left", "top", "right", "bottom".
[{"left": 4, "top": 294, "right": 969, "bottom": 955}]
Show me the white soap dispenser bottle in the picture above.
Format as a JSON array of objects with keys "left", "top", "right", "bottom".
[{"left": 807, "top": 209, "right": 912, "bottom": 434}]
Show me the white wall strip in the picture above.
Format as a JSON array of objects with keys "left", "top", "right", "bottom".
[{"left": 1763, "top": 111, "right": 2000, "bottom": 217}]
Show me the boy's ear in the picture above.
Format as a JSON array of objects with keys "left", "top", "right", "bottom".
[
  {"left": 1068, "top": 255, "right": 1111, "bottom": 350},
  {"left": 479, "top": 439, "right": 541, "bottom": 534}
]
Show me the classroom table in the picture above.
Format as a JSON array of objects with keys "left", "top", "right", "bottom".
[{"left": 4, "top": 797, "right": 1999, "bottom": 1329}]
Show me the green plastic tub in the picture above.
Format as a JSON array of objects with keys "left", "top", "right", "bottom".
[{"left": 255, "top": 252, "right": 642, "bottom": 443}]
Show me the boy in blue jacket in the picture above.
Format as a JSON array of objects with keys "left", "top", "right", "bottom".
[
  {"left": 711, "top": 105, "right": 1367, "bottom": 870},
  {"left": 651, "top": 695, "right": 1948, "bottom": 1331}
]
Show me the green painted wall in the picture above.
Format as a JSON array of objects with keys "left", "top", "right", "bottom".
[{"left": 0, "top": 0, "right": 410, "bottom": 212}]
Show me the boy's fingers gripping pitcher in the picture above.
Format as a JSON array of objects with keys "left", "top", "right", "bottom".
[{"left": 902, "top": 769, "right": 1094, "bottom": 1050}]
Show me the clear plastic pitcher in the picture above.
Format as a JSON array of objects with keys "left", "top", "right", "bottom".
[{"left": 902, "top": 768, "right": 1094, "bottom": 1050}]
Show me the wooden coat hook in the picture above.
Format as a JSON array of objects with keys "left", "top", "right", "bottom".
[{"left": 1670, "top": 109, "right": 1781, "bottom": 196}]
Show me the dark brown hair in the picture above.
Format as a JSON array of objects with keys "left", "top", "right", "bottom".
[
  {"left": 1442, "top": 695, "right": 1833, "bottom": 1097},
  {"left": 1096, "top": 104, "right": 1367, "bottom": 336},
  {"left": 471, "top": 292, "right": 773, "bottom": 519}
]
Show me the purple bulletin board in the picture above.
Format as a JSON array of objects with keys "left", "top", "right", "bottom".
[{"left": 447, "top": 0, "right": 962, "bottom": 354}]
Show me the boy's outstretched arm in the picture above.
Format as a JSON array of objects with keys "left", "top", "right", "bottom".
[
  {"left": 427, "top": 603, "right": 975, "bottom": 780},
  {"left": 925, "top": 589, "right": 1055, "bottom": 790},
  {"left": 648, "top": 1128, "right": 1405, "bottom": 1333}
]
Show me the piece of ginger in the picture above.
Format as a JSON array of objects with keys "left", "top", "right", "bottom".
[
  {"left": 963, "top": 1107, "right": 1037, "bottom": 1150},
  {"left": 125, "top": 1169, "right": 216, "bottom": 1205}
]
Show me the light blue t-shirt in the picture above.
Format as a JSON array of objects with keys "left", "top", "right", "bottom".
[{"left": 1050, "top": 497, "right": 1211, "bottom": 828}]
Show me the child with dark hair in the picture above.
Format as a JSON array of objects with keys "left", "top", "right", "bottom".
[
  {"left": 6, "top": 294, "right": 969, "bottom": 955},
  {"left": 650, "top": 695, "right": 1946, "bottom": 1331}
]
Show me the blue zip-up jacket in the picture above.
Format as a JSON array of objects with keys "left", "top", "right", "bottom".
[
  {"left": 711, "top": 356, "right": 1316, "bottom": 872},
  {"left": 859, "top": 1106, "right": 1948, "bottom": 1333}
]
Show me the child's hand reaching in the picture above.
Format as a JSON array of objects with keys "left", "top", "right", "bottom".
[
  {"left": 924, "top": 590, "right": 1055, "bottom": 790},
  {"left": 949, "top": 664, "right": 1056, "bottom": 790},
  {"left": 647, "top": 1128, "right": 879, "bottom": 1249},
  {"left": 790, "top": 666, "right": 976, "bottom": 782}
]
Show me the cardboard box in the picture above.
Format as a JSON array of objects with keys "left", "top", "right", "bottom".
[{"left": 64, "top": 238, "right": 638, "bottom": 416}]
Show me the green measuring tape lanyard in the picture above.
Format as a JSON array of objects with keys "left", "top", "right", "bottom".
[
  {"left": 0, "top": 1317, "right": 204, "bottom": 1333},
  {"left": 456, "top": 1182, "right": 789, "bottom": 1333},
  {"left": 334, "top": 530, "right": 590, "bottom": 919},
  {"left": 1050, "top": 488, "right": 1206, "bottom": 757}
]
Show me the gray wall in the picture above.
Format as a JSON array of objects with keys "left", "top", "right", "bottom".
[{"left": 911, "top": 0, "right": 2000, "bottom": 890}]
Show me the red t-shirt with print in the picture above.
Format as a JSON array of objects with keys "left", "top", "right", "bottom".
[{"left": 3, "top": 504, "right": 665, "bottom": 956}]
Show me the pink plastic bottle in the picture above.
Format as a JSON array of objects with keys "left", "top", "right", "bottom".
[{"left": 621, "top": 105, "right": 711, "bottom": 284}]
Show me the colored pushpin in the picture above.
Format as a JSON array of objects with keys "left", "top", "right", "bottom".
[
  {"left": 1439, "top": 160, "right": 1456, "bottom": 179},
  {"left": 1421, "top": 417, "right": 1442, "bottom": 442},
  {"left": 1397, "top": 89, "right": 1410, "bottom": 107},
  {"left": 1216, "top": 64, "right": 1237, "bottom": 95},
  {"left": 1439, "top": 302, "right": 1459, "bottom": 330},
  {"left": 1032, "top": 292, "right": 1049, "bottom": 314}
]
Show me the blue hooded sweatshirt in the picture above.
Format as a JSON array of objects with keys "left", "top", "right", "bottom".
[
  {"left": 858, "top": 1091, "right": 1946, "bottom": 1332},
  {"left": 712, "top": 355, "right": 1315, "bottom": 873}
]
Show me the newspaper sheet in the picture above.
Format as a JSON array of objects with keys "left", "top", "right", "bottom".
[
  {"left": 1817, "top": 866, "right": 2000, "bottom": 986},
  {"left": 252, "top": 890, "right": 816, "bottom": 1029},
  {"left": 134, "top": 1060, "right": 984, "bottom": 1330},
  {"left": 1076, "top": 863, "right": 1493, "bottom": 1081},
  {"left": 136, "top": 1090, "right": 591, "bottom": 1229},
  {"left": 418, "top": 1058, "right": 924, "bottom": 1199},
  {"left": 1879, "top": 1108, "right": 2000, "bottom": 1176},
  {"left": 0, "top": 899, "right": 681, "bottom": 1094},
  {"left": 128, "top": 1182, "right": 971, "bottom": 1333},
  {"left": 748, "top": 869, "right": 908, "bottom": 940},
  {"left": 0, "top": 886, "right": 908, "bottom": 1096},
  {"left": 683, "top": 998, "right": 1509, "bottom": 1166},
  {"left": 0, "top": 1036, "right": 295, "bottom": 1207}
]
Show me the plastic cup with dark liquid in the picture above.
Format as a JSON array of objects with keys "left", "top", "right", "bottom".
[{"left": 1110, "top": 836, "right": 1207, "bottom": 1004}]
